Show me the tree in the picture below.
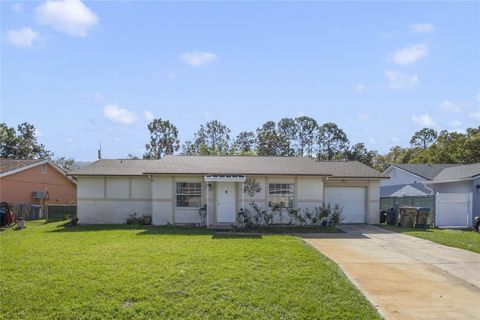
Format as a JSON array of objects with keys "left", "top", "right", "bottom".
[
  {"left": 144, "top": 119, "right": 180, "bottom": 159},
  {"left": 255, "top": 121, "right": 288, "bottom": 156},
  {"left": 277, "top": 118, "right": 297, "bottom": 156},
  {"left": 345, "top": 143, "right": 376, "bottom": 167},
  {"left": 193, "top": 120, "right": 231, "bottom": 155},
  {"left": 53, "top": 157, "right": 78, "bottom": 172},
  {"left": 374, "top": 145, "right": 414, "bottom": 170},
  {"left": 317, "top": 122, "right": 349, "bottom": 160},
  {"left": 410, "top": 128, "right": 437, "bottom": 150},
  {"left": 233, "top": 131, "right": 256, "bottom": 154},
  {"left": 295, "top": 116, "right": 318, "bottom": 156},
  {"left": 180, "top": 140, "right": 198, "bottom": 155},
  {"left": 0, "top": 122, "right": 51, "bottom": 159}
]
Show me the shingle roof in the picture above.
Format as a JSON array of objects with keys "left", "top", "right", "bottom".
[
  {"left": 380, "top": 183, "right": 432, "bottom": 197},
  {"left": 431, "top": 163, "right": 480, "bottom": 181},
  {"left": 388, "top": 163, "right": 459, "bottom": 180},
  {"left": 69, "top": 156, "right": 386, "bottom": 178},
  {"left": 0, "top": 159, "right": 44, "bottom": 175}
]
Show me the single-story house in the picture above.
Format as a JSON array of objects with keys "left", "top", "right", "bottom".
[
  {"left": 424, "top": 163, "right": 480, "bottom": 225},
  {"left": 0, "top": 159, "right": 77, "bottom": 205},
  {"left": 69, "top": 156, "right": 387, "bottom": 226}
]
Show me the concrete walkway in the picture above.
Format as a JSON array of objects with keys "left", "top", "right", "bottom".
[{"left": 304, "top": 225, "right": 480, "bottom": 320}]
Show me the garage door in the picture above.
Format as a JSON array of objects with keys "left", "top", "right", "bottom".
[{"left": 324, "top": 187, "right": 366, "bottom": 223}]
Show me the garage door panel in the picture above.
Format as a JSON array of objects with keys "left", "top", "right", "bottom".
[{"left": 324, "top": 187, "right": 366, "bottom": 223}]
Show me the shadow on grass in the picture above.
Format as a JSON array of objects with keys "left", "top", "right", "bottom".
[
  {"left": 212, "top": 233, "right": 263, "bottom": 239},
  {"left": 50, "top": 223, "right": 213, "bottom": 236},
  {"left": 49, "top": 223, "right": 343, "bottom": 237},
  {"left": 379, "top": 225, "right": 439, "bottom": 234}
]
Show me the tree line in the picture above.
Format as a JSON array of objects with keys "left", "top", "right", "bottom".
[
  {"left": 1, "top": 120, "right": 479, "bottom": 171},
  {"left": 142, "top": 117, "right": 480, "bottom": 170}
]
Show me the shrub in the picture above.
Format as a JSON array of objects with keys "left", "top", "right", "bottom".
[
  {"left": 237, "top": 202, "right": 342, "bottom": 228},
  {"left": 126, "top": 213, "right": 152, "bottom": 225}
]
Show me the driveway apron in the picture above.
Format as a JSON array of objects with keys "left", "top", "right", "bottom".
[{"left": 303, "top": 225, "right": 480, "bottom": 320}]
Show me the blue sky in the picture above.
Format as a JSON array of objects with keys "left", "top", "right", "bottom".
[{"left": 1, "top": 1, "right": 479, "bottom": 161}]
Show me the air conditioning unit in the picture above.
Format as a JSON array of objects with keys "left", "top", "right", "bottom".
[{"left": 32, "top": 191, "right": 45, "bottom": 199}]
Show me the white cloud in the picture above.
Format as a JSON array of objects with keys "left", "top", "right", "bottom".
[
  {"left": 412, "top": 114, "right": 436, "bottom": 127},
  {"left": 35, "top": 0, "right": 98, "bottom": 37},
  {"left": 167, "top": 71, "right": 176, "bottom": 80},
  {"left": 385, "top": 70, "right": 418, "bottom": 89},
  {"left": 103, "top": 104, "right": 138, "bottom": 125},
  {"left": 11, "top": 3, "right": 23, "bottom": 13},
  {"left": 181, "top": 51, "right": 217, "bottom": 67},
  {"left": 354, "top": 83, "right": 367, "bottom": 93},
  {"left": 7, "top": 28, "right": 40, "bottom": 48},
  {"left": 448, "top": 120, "right": 462, "bottom": 127},
  {"left": 410, "top": 23, "right": 435, "bottom": 34},
  {"left": 468, "top": 111, "right": 480, "bottom": 121},
  {"left": 94, "top": 93, "right": 103, "bottom": 101},
  {"left": 144, "top": 110, "right": 154, "bottom": 121},
  {"left": 392, "top": 43, "right": 428, "bottom": 65},
  {"left": 440, "top": 100, "right": 464, "bottom": 113}
]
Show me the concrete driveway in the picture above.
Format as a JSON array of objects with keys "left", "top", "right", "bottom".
[{"left": 304, "top": 225, "right": 480, "bottom": 320}]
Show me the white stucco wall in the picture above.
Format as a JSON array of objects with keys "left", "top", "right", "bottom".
[
  {"left": 77, "top": 177, "right": 104, "bottom": 198},
  {"left": 77, "top": 176, "right": 153, "bottom": 224},
  {"left": 76, "top": 174, "right": 382, "bottom": 226},
  {"left": 296, "top": 177, "right": 324, "bottom": 212},
  {"left": 151, "top": 176, "right": 172, "bottom": 225},
  {"left": 381, "top": 167, "right": 426, "bottom": 187}
]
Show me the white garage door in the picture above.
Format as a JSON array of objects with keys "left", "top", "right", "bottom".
[{"left": 324, "top": 187, "right": 366, "bottom": 223}]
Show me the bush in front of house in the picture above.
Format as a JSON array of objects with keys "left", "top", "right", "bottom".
[
  {"left": 126, "top": 213, "right": 152, "bottom": 225},
  {"left": 237, "top": 202, "right": 343, "bottom": 229}
]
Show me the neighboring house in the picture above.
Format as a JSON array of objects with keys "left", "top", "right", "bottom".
[
  {"left": 424, "top": 163, "right": 480, "bottom": 225},
  {"left": 0, "top": 159, "right": 77, "bottom": 205},
  {"left": 68, "top": 156, "right": 387, "bottom": 226},
  {"left": 381, "top": 163, "right": 480, "bottom": 227},
  {"left": 381, "top": 164, "right": 458, "bottom": 197}
]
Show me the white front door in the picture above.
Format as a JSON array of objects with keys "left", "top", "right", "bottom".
[
  {"left": 324, "top": 187, "right": 366, "bottom": 223},
  {"left": 216, "top": 182, "right": 236, "bottom": 223}
]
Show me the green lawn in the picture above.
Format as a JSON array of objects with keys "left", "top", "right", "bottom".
[
  {"left": 0, "top": 221, "right": 380, "bottom": 320},
  {"left": 381, "top": 225, "right": 480, "bottom": 254}
]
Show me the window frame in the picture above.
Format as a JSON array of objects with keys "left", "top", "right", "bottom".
[
  {"left": 268, "top": 183, "right": 295, "bottom": 209},
  {"left": 175, "top": 182, "right": 202, "bottom": 208},
  {"left": 41, "top": 164, "right": 47, "bottom": 174}
]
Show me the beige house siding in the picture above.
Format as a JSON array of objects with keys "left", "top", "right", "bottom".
[{"left": 76, "top": 174, "right": 381, "bottom": 225}]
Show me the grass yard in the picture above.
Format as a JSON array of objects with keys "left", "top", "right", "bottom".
[
  {"left": 381, "top": 225, "right": 480, "bottom": 254},
  {"left": 0, "top": 221, "right": 380, "bottom": 320}
]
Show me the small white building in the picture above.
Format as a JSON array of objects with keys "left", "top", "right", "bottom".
[{"left": 69, "top": 156, "right": 387, "bottom": 226}]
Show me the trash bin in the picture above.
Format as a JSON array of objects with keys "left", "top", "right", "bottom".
[
  {"left": 386, "top": 208, "right": 397, "bottom": 225},
  {"left": 415, "top": 207, "right": 430, "bottom": 228},
  {"left": 379, "top": 210, "right": 387, "bottom": 224},
  {"left": 398, "top": 206, "right": 431, "bottom": 228},
  {"left": 398, "top": 207, "right": 417, "bottom": 227}
]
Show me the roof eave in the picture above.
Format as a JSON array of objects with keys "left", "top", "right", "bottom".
[{"left": 424, "top": 177, "right": 473, "bottom": 184}]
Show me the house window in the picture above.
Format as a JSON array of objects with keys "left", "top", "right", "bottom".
[
  {"left": 41, "top": 164, "right": 47, "bottom": 174},
  {"left": 268, "top": 183, "right": 294, "bottom": 208},
  {"left": 176, "top": 182, "right": 202, "bottom": 208}
]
